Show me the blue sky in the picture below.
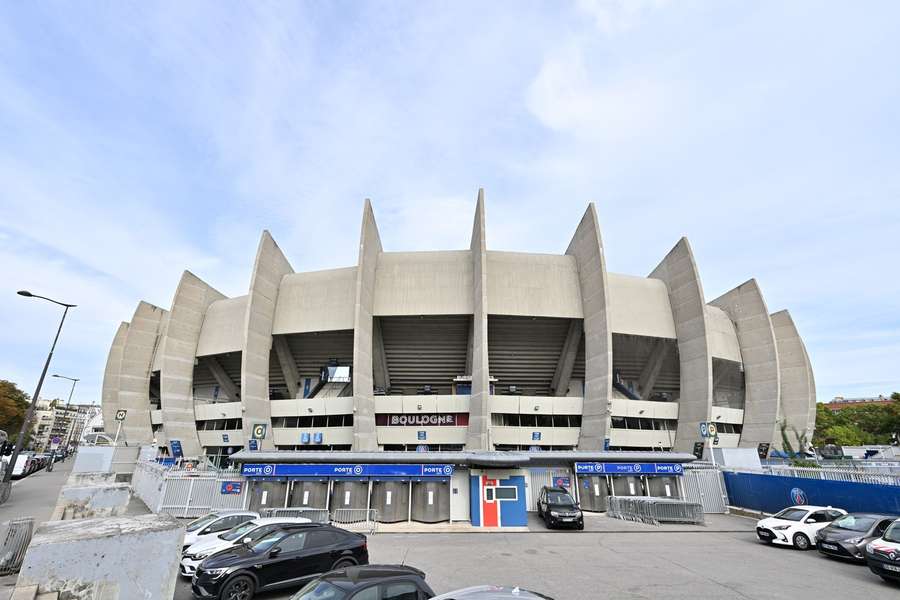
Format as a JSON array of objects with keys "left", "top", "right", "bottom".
[{"left": 1, "top": 1, "right": 898, "bottom": 409}]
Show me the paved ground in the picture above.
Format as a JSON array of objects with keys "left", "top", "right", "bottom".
[{"left": 174, "top": 513, "right": 898, "bottom": 600}]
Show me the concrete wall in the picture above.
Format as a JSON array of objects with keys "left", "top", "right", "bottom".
[
  {"left": 375, "top": 251, "right": 473, "bottom": 316},
  {"left": 150, "top": 313, "right": 170, "bottom": 373},
  {"left": 771, "top": 310, "right": 817, "bottom": 443},
  {"left": 52, "top": 483, "right": 132, "bottom": 520},
  {"left": 18, "top": 514, "right": 183, "bottom": 600},
  {"left": 274, "top": 267, "right": 357, "bottom": 334},
  {"left": 649, "top": 238, "right": 712, "bottom": 452},
  {"left": 101, "top": 322, "right": 129, "bottom": 437},
  {"left": 607, "top": 273, "right": 677, "bottom": 339},
  {"left": 242, "top": 231, "right": 293, "bottom": 451},
  {"left": 118, "top": 302, "right": 167, "bottom": 445},
  {"left": 705, "top": 306, "right": 743, "bottom": 362},
  {"left": 710, "top": 280, "right": 781, "bottom": 450},
  {"left": 352, "top": 200, "right": 382, "bottom": 451},
  {"left": 196, "top": 296, "right": 247, "bottom": 356},
  {"left": 466, "top": 190, "right": 491, "bottom": 450},
  {"left": 566, "top": 203, "right": 612, "bottom": 451},
  {"left": 160, "top": 271, "right": 226, "bottom": 458},
  {"left": 486, "top": 252, "right": 582, "bottom": 318}
]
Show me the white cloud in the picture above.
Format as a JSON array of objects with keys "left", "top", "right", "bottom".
[{"left": 576, "top": 0, "right": 670, "bottom": 34}]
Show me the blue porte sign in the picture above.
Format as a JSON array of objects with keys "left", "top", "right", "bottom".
[
  {"left": 170, "top": 440, "right": 183, "bottom": 458},
  {"left": 417, "top": 430, "right": 427, "bottom": 441},
  {"left": 242, "top": 463, "right": 455, "bottom": 478},
  {"left": 248, "top": 439, "right": 259, "bottom": 451},
  {"left": 220, "top": 481, "right": 243, "bottom": 495},
  {"left": 574, "top": 462, "right": 684, "bottom": 476}
]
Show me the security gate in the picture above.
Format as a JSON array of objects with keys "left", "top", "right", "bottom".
[
  {"left": 526, "top": 467, "right": 573, "bottom": 511},
  {"left": 682, "top": 464, "right": 728, "bottom": 513}
]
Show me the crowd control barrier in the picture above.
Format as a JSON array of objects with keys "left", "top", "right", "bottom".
[{"left": 607, "top": 497, "right": 704, "bottom": 526}]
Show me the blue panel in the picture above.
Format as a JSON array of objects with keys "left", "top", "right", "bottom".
[
  {"left": 300, "top": 432, "right": 311, "bottom": 444},
  {"left": 242, "top": 463, "right": 454, "bottom": 478},
  {"left": 498, "top": 475, "right": 528, "bottom": 527},
  {"left": 723, "top": 472, "right": 900, "bottom": 514},
  {"left": 574, "top": 462, "right": 684, "bottom": 476},
  {"left": 470, "top": 475, "right": 481, "bottom": 527},
  {"left": 170, "top": 440, "right": 183, "bottom": 458},
  {"left": 313, "top": 432, "right": 323, "bottom": 444},
  {"left": 220, "top": 481, "right": 242, "bottom": 494}
]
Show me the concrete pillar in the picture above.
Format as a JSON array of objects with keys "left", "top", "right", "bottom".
[
  {"left": 637, "top": 339, "right": 668, "bottom": 400},
  {"left": 710, "top": 279, "right": 781, "bottom": 450},
  {"left": 649, "top": 238, "right": 712, "bottom": 453},
  {"left": 241, "top": 231, "right": 293, "bottom": 451},
  {"left": 372, "top": 317, "right": 391, "bottom": 392},
  {"left": 566, "top": 203, "right": 612, "bottom": 451},
  {"left": 352, "top": 200, "right": 383, "bottom": 451},
  {"left": 118, "top": 302, "right": 167, "bottom": 445},
  {"left": 273, "top": 335, "right": 300, "bottom": 399},
  {"left": 466, "top": 190, "right": 490, "bottom": 450},
  {"left": 551, "top": 319, "right": 582, "bottom": 396},
  {"left": 101, "top": 322, "right": 129, "bottom": 437},
  {"left": 771, "top": 310, "right": 817, "bottom": 445},
  {"left": 159, "top": 271, "right": 225, "bottom": 458}
]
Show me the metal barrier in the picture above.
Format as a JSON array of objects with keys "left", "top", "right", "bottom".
[
  {"left": 682, "top": 464, "right": 728, "bottom": 513},
  {"left": 0, "top": 518, "right": 34, "bottom": 576},
  {"left": 331, "top": 509, "right": 378, "bottom": 534},
  {"left": 761, "top": 465, "right": 900, "bottom": 487},
  {"left": 607, "top": 497, "right": 704, "bottom": 527},
  {"left": 131, "top": 461, "right": 248, "bottom": 517},
  {"left": 259, "top": 508, "right": 330, "bottom": 523}
]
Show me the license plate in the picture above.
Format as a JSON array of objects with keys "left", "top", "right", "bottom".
[
  {"left": 885, "top": 564, "right": 900, "bottom": 573},
  {"left": 758, "top": 531, "right": 771, "bottom": 538},
  {"left": 821, "top": 543, "right": 838, "bottom": 550},
  {"left": 562, "top": 518, "right": 574, "bottom": 522}
]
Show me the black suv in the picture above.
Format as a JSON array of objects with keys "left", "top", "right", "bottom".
[
  {"left": 290, "top": 565, "right": 435, "bottom": 600},
  {"left": 536, "top": 486, "right": 584, "bottom": 530},
  {"left": 192, "top": 523, "right": 369, "bottom": 600}
]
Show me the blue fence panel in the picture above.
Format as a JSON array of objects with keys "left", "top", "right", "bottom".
[{"left": 723, "top": 471, "right": 900, "bottom": 514}]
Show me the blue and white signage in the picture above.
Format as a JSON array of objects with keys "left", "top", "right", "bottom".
[
  {"left": 220, "top": 481, "right": 243, "bottom": 495},
  {"left": 417, "top": 430, "right": 427, "bottom": 441},
  {"left": 248, "top": 439, "right": 259, "bottom": 451},
  {"left": 313, "top": 432, "right": 323, "bottom": 444},
  {"left": 532, "top": 431, "right": 542, "bottom": 441},
  {"left": 300, "top": 432, "right": 311, "bottom": 444},
  {"left": 242, "top": 463, "right": 455, "bottom": 478},
  {"left": 574, "top": 462, "right": 684, "bottom": 476},
  {"left": 170, "top": 440, "right": 183, "bottom": 458},
  {"left": 222, "top": 433, "right": 229, "bottom": 443}
]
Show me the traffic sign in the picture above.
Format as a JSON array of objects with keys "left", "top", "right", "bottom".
[
  {"left": 707, "top": 423, "right": 718, "bottom": 437},
  {"left": 170, "top": 439, "right": 183, "bottom": 458},
  {"left": 699, "top": 422, "right": 709, "bottom": 438},
  {"left": 115, "top": 409, "right": 127, "bottom": 421},
  {"left": 251, "top": 423, "right": 267, "bottom": 440}
]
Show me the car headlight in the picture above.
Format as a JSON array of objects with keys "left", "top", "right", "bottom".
[
  {"left": 772, "top": 525, "right": 791, "bottom": 531},
  {"left": 866, "top": 543, "right": 875, "bottom": 553},
  {"left": 550, "top": 511, "right": 560, "bottom": 517},
  {"left": 189, "top": 552, "right": 209, "bottom": 560},
  {"left": 845, "top": 537, "right": 864, "bottom": 545},
  {"left": 203, "top": 568, "right": 229, "bottom": 579}
]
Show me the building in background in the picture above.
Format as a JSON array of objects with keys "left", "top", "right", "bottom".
[
  {"left": 100, "top": 194, "right": 817, "bottom": 465},
  {"left": 824, "top": 395, "right": 896, "bottom": 412},
  {"left": 31, "top": 401, "right": 99, "bottom": 452}
]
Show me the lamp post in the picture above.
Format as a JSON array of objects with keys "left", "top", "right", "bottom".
[
  {"left": 2, "top": 291, "right": 76, "bottom": 486},
  {"left": 52, "top": 374, "right": 79, "bottom": 453}
]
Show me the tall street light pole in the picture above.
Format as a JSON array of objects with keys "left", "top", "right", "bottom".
[
  {"left": 52, "top": 374, "right": 79, "bottom": 451},
  {"left": 2, "top": 291, "right": 76, "bottom": 485}
]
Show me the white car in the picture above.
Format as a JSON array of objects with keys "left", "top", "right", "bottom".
[
  {"left": 756, "top": 505, "right": 847, "bottom": 550},
  {"left": 182, "top": 510, "right": 259, "bottom": 552},
  {"left": 179, "top": 517, "right": 311, "bottom": 577},
  {"left": 865, "top": 519, "right": 900, "bottom": 583}
]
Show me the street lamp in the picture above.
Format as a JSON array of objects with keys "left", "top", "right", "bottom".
[
  {"left": 52, "top": 374, "right": 79, "bottom": 452},
  {"left": 2, "top": 291, "right": 76, "bottom": 485}
]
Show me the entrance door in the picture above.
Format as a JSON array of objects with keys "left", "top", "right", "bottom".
[
  {"left": 526, "top": 467, "right": 573, "bottom": 511},
  {"left": 249, "top": 481, "right": 288, "bottom": 512}
]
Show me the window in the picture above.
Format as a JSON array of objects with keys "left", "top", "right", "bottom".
[
  {"left": 292, "top": 581, "right": 345, "bottom": 600},
  {"left": 275, "top": 531, "right": 308, "bottom": 553},
  {"left": 877, "top": 520, "right": 894, "bottom": 536},
  {"left": 536, "top": 414, "right": 553, "bottom": 427},
  {"left": 611, "top": 416, "right": 626, "bottom": 429},
  {"left": 382, "top": 582, "right": 420, "bottom": 600},
  {"left": 493, "top": 486, "right": 518, "bottom": 501},
  {"left": 349, "top": 587, "right": 379, "bottom": 600},
  {"left": 773, "top": 508, "right": 807, "bottom": 522},
  {"left": 485, "top": 488, "right": 494, "bottom": 501},
  {"left": 307, "top": 530, "right": 341, "bottom": 548},
  {"left": 809, "top": 511, "right": 829, "bottom": 523}
]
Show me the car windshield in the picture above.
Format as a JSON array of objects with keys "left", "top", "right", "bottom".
[
  {"left": 547, "top": 492, "right": 576, "bottom": 505},
  {"left": 832, "top": 515, "right": 876, "bottom": 532},
  {"left": 883, "top": 522, "right": 900, "bottom": 543},
  {"left": 773, "top": 508, "right": 807, "bottom": 522},
  {"left": 220, "top": 522, "right": 260, "bottom": 541},
  {"left": 186, "top": 514, "right": 220, "bottom": 532},
  {"left": 250, "top": 529, "right": 287, "bottom": 552},
  {"left": 290, "top": 580, "right": 346, "bottom": 600}
]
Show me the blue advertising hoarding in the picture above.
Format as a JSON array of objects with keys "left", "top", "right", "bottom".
[
  {"left": 574, "top": 462, "right": 684, "bottom": 476},
  {"left": 220, "top": 481, "right": 243, "bottom": 495},
  {"left": 242, "top": 463, "right": 454, "bottom": 478}
]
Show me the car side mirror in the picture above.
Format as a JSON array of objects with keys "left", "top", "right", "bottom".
[
  {"left": 243, "top": 538, "right": 252, "bottom": 544},
  {"left": 269, "top": 547, "right": 281, "bottom": 557},
  {"left": 805, "top": 518, "right": 815, "bottom": 524}
]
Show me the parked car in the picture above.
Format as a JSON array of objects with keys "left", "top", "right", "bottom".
[
  {"left": 815, "top": 513, "right": 897, "bottom": 562},
  {"left": 289, "top": 565, "right": 434, "bottom": 600},
  {"left": 181, "top": 517, "right": 311, "bottom": 577},
  {"left": 536, "top": 486, "right": 584, "bottom": 530},
  {"left": 183, "top": 510, "right": 259, "bottom": 552},
  {"left": 191, "top": 523, "right": 368, "bottom": 600},
  {"left": 755, "top": 505, "right": 846, "bottom": 550},
  {"left": 431, "top": 586, "right": 553, "bottom": 599},
  {"left": 865, "top": 518, "right": 900, "bottom": 583}
]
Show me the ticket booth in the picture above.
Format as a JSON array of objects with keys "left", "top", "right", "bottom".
[
  {"left": 287, "top": 479, "right": 329, "bottom": 508},
  {"left": 574, "top": 461, "right": 685, "bottom": 506},
  {"left": 371, "top": 480, "right": 410, "bottom": 523},
  {"left": 469, "top": 470, "right": 528, "bottom": 528},
  {"left": 249, "top": 480, "right": 288, "bottom": 512},
  {"left": 578, "top": 476, "right": 610, "bottom": 512},
  {"left": 646, "top": 476, "right": 681, "bottom": 498},
  {"left": 330, "top": 480, "right": 369, "bottom": 510},
  {"left": 411, "top": 480, "right": 451, "bottom": 523}
]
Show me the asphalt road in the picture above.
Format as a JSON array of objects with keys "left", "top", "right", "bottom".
[{"left": 174, "top": 516, "right": 898, "bottom": 600}]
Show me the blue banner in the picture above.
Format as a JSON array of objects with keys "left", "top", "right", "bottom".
[
  {"left": 220, "top": 481, "right": 243, "bottom": 495},
  {"left": 242, "top": 463, "right": 454, "bottom": 478},
  {"left": 170, "top": 440, "right": 183, "bottom": 458},
  {"left": 724, "top": 472, "right": 900, "bottom": 514},
  {"left": 574, "top": 462, "right": 684, "bottom": 476}
]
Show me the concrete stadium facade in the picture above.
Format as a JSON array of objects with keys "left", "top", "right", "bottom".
[{"left": 101, "top": 193, "right": 816, "bottom": 464}]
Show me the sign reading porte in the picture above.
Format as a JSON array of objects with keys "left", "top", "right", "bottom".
[
  {"left": 241, "top": 463, "right": 455, "bottom": 478},
  {"left": 574, "top": 462, "right": 684, "bottom": 476}
]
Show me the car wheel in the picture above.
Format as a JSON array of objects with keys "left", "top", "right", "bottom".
[
  {"left": 577, "top": 521, "right": 584, "bottom": 531},
  {"left": 219, "top": 575, "right": 255, "bottom": 600},
  {"left": 331, "top": 558, "right": 357, "bottom": 571},
  {"left": 793, "top": 533, "right": 811, "bottom": 550}
]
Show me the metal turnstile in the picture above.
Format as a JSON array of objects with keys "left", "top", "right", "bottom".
[
  {"left": 646, "top": 476, "right": 680, "bottom": 498},
  {"left": 288, "top": 480, "right": 329, "bottom": 508},
  {"left": 329, "top": 480, "right": 368, "bottom": 510},
  {"left": 411, "top": 480, "right": 450, "bottom": 523},
  {"left": 611, "top": 476, "right": 645, "bottom": 497},
  {"left": 371, "top": 481, "right": 410, "bottom": 523},
  {"left": 579, "top": 476, "right": 610, "bottom": 512},
  {"left": 249, "top": 481, "right": 288, "bottom": 512}
]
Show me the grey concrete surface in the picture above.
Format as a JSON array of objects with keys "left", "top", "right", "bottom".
[
  {"left": 173, "top": 514, "right": 894, "bottom": 599},
  {"left": 466, "top": 189, "right": 490, "bottom": 450},
  {"left": 771, "top": 310, "right": 817, "bottom": 441},
  {"left": 118, "top": 301, "right": 167, "bottom": 445},
  {"left": 100, "top": 322, "right": 129, "bottom": 439}
]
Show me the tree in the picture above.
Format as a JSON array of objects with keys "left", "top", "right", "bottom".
[
  {"left": 817, "top": 424, "right": 871, "bottom": 446},
  {"left": 0, "top": 380, "right": 30, "bottom": 443},
  {"left": 892, "top": 392, "right": 900, "bottom": 401}
]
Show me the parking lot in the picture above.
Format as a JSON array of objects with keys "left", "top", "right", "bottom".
[{"left": 174, "top": 514, "right": 896, "bottom": 600}]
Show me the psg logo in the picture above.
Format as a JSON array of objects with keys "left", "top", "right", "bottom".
[{"left": 790, "top": 487, "right": 808, "bottom": 505}]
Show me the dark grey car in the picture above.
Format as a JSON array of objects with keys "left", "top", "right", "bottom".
[
  {"left": 816, "top": 513, "right": 897, "bottom": 562},
  {"left": 431, "top": 586, "right": 553, "bottom": 599}
]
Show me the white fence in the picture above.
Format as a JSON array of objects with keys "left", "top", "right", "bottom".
[
  {"left": 761, "top": 465, "right": 900, "bottom": 486},
  {"left": 682, "top": 464, "right": 728, "bottom": 513},
  {"left": 132, "top": 462, "right": 248, "bottom": 517}
]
